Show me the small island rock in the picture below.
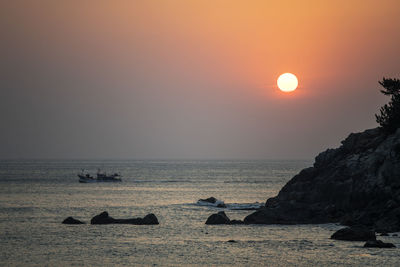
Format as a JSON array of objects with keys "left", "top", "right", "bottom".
[
  {"left": 90, "top": 211, "right": 115, "bottom": 224},
  {"left": 90, "top": 211, "right": 159, "bottom": 225},
  {"left": 62, "top": 216, "right": 85, "bottom": 224},
  {"left": 141, "top": 213, "right": 159, "bottom": 225}
]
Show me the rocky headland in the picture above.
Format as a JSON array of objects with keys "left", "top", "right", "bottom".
[{"left": 244, "top": 127, "right": 400, "bottom": 233}]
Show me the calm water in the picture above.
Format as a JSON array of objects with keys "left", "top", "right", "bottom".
[{"left": 0, "top": 160, "right": 399, "bottom": 266}]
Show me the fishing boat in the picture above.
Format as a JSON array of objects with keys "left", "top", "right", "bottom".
[{"left": 78, "top": 169, "right": 122, "bottom": 183}]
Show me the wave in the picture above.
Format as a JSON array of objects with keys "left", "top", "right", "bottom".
[
  {"left": 195, "top": 199, "right": 263, "bottom": 210},
  {"left": 227, "top": 202, "right": 263, "bottom": 210},
  {"left": 131, "top": 179, "right": 199, "bottom": 184},
  {"left": 196, "top": 199, "right": 226, "bottom": 207}
]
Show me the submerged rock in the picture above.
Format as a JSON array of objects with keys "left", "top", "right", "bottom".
[
  {"left": 62, "top": 217, "right": 85, "bottom": 224},
  {"left": 205, "top": 211, "right": 244, "bottom": 225},
  {"left": 364, "top": 240, "right": 395, "bottom": 248},
  {"left": 244, "top": 127, "right": 400, "bottom": 232},
  {"left": 90, "top": 211, "right": 159, "bottom": 225},
  {"left": 331, "top": 226, "right": 376, "bottom": 241}
]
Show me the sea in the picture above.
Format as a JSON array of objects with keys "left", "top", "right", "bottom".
[{"left": 0, "top": 160, "right": 399, "bottom": 266}]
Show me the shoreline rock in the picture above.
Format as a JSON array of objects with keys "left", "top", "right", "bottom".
[
  {"left": 244, "top": 127, "right": 400, "bottom": 233},
  {"left": 90, "top": 211, "right": 159, "bottom": 225}
]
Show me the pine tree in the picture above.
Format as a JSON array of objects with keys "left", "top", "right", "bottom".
[{"left": 375, "top": 78, "right": 400, "bottom": 133}]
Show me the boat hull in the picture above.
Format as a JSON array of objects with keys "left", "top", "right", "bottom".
[{"left": 78, "top": 174, "right": 122, "bottom": 183}]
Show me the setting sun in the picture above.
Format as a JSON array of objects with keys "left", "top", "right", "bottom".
[{"left": 277, "top": 73, "right": 298, "bottom": 92}]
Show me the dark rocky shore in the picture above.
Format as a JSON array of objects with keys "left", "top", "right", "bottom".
[{"left": 244, "top": 127, "right": 400, "bottom": 233}]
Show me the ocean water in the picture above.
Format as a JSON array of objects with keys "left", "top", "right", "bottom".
[{"left": 0, "top": 160, "right": 399, "bottom": 266}]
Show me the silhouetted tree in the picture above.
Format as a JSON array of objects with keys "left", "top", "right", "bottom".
[{"left": 375, "top": 78, "right": 400, "bottom": 133}]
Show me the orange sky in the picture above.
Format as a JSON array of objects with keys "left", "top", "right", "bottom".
[{"left": 1, "top": 1, "right": 400, "bottom": 159}]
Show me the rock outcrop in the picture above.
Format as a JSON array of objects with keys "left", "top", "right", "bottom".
[
  {"left": 205, "top": 211, "right": 244, "bottom": 225},
  {"left": 245, "top": 127, "right": 400, "bottom": 232},
  {"left": 330, "top": 226, "right": 376, "bottom": 241},
  {"left": 62, "top": 217, "right": 85, "bottom": 224},
  {"left": 90, "top": 211, "right": 159, "bottom": 225},
  {"left": 364, "top": 240, "right": 396, "bottom": 248}
]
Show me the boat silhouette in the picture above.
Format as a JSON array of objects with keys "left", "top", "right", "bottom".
[{"left": 78, "top": 169, "right": 122, "bottom": 183}]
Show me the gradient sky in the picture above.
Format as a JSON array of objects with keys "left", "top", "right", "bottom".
[{"left": 1, "top": 0, "right": 399, "bottom": 159}]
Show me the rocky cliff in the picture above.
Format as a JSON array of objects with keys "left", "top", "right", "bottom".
[{"left": 245, "top": 127, "right": 400, "bottom": 232}]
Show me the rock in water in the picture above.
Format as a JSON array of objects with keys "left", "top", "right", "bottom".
[
  {"left": 244, "top": 127, "right": 400, "bottom": 232},
  {"left": 364, "top": 240, "right": 396, "bottom": 248},
  {"left": 331, "top": 227, "right": 376, "bottom": 241},
  {"left": 205, "top": 211, "right": 231, "bottom": 224},
  {"left": 197, "top": 197, "right": 226, "bottom": 208},
  {"left": 90, "top": 211, "right": 159, "bottom": 225},
  {"left": 142, "top": 213, "right": 159, "bottom": 225},
  {"left": 62, "top": 217, "right": 85, "bottom": 224},
  {"left": 229, "top": 220, "right": 244, "bottom": 225},
  {"left": 91, "top": 211, "right": 115, "bottom": 224},
  {"left": 205, "top": 211, "right": 244, "bottom": 225},
  {"left": 199, "top": 197, "right": 217, "bottom": 203}
]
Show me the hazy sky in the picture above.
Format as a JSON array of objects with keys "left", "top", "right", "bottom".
[{"left": 1, "top": 0, "right": 399, "bottom": 159}]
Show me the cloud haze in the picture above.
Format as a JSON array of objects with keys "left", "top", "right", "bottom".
[{"left": 1, "top": 1, "right": 399, "bottom": 159}]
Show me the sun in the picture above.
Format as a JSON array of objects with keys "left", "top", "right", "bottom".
[{"left": 277, "top": 73, "right": 298, "bottom": 92}]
